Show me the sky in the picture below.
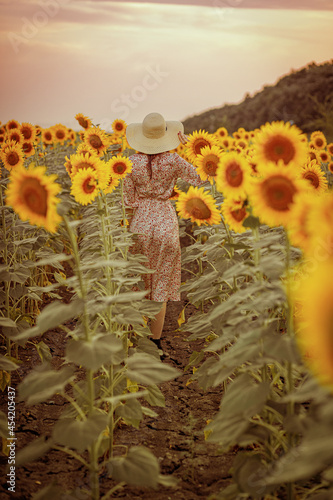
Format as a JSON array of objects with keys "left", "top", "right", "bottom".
[{"left": 0, "top": 0, "right": 332, "bottom": 131}]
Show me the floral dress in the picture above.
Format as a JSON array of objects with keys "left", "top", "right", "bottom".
[{"left": 123, "top": 152, "right": 204, "bottom": 302}]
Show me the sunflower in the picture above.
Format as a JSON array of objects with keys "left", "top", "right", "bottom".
[
  {"left": 185, "top": 130, "right": 218, "bottom": 163},
  {"left": 103, "top": 173, "right": 120, "bottom": 195},
  {"left": 310, "top": 131, "right": 327, "bottom": 150},
  {"left": 70, "top": 167, "right": 100, "bottom": 205},
  {"left": 6, "top": 119, "right": 20, "bottom": 131},
  {"left": 253, "top": 121, "right": 308, "bottom": 167},
  {"left": 292, "top": 260, "right": 333, "bottom": 391},
  {"left": 305, "top": 191, "right": 333, "bottom": 258},
  {"left": 215, "top": 127, "right": 228, "bottom": 140},
  {"left": 42, "top": 128, "right": 54, "bottom": 145},
  {"left": 300, "top": 160, "right": 328, "bottom": 194},
  {"left": 107, "top": 155, "right": 132, "bottom": 179},
  {"left": 328, "top": 161, "right": 333, "bottom": 174},
  {"left": 6, "top": 129, "right": 25, "bottom": 145},
  {"left": 22, "top": 141, "right": 35, "bottom": 157},
  {"left": 112, "top": 118, "right": 127, "bottom": 136},
  {"left": 5, "top": 163, "right": 62, "bottom": 233},
  {"left": 68, "top": 129, "right": 77, "bottom": 145},
  {"left": 215, "top": 151, "right": 251, "bottom": 198},
  {"left": 0, "top": 142, "right": 25, "bottom": 171},
  {"left": 69, "top": 153, "right": 109, "bottom": 189},
  {"left": 64, "top": 156, "right": 73, "bottom": 177},
  {"left": 307, "top": 148, "right": 319, "bottom": 163},
  {"left": 75, "top": 113, "right": 92, "bottom": 130},
  {"left": 327, "top": 143, "right": 333, "bottom": 156},
  {"left": 176, "top": 186, "right": 221, "bottom": 226},
  {"left": 84, "top": 126, "right": 109, "bottom": 155},
  {"left": 195, "top": 145, "right": 224, "bottom": 183},
  {"left": 248, "top": 163, "right": 308, "bottom": 228},
  {"left": 222, "top": 197, "right": 248, "bottom": 233},
  {"left": 169, "top": 185, "right": 182, "bottom": 200},
  {"left": 53, "top": 124, "right": 68, "bottom": 144},
  {"left": 318, "top": 150, "right": 329, "bottom": 163},
  {"left": 220, "top": 137, "right": 231, "bottom": 150},
  {"left": 76, "top": 142, "right": 98, "bottom": 157},
  {"left": 20, "top": 122, "right": 36, "bottom": 142},
  {"left": 287, "top": 191, "right": 317, "bottom": 252}
]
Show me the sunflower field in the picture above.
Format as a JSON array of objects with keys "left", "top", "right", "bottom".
[{"left": 1, "top": 114, "right": 333, "bottom": 500}]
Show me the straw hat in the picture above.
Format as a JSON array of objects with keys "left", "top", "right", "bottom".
[{"left": 126, "top": 112, "right": 184, "bottom": 154}]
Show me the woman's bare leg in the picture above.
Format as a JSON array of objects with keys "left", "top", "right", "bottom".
[{"left": 150, "top": 302, "right": 167, "bottom": 339}]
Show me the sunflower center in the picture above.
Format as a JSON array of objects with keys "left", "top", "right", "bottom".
[
  {"left": 44, "top": 132, "right": 52, "bottom": 141},
  {"left": 77, "top": 162, "right": 93, "bottom": 171},
  {"left": 194, "top": 139, "right": 210, "bottom": 155},
  {"left": 78, "top": 117, "right": 88, "bottom": 128},
  {"left": 21, "top": 127, "right": 32, "bottom": 140},
  {"left": 115, "top": 123, "right": 123, "bottom": 131},
  {"left": 185, "top": 198, "right": 211, "bottom": 220},
  {"left": 264, "top": 135, "right": 296, "bottom": 165},
  {"left": 89, "top": 134, "right": 102, "bottom": 149},
  {"left": 23, "top": 142, "right": 33, "bottom": 154},
  {"left": 204, "top": 155, "right": 218, "bottom": 176},
  {"left": 21, "top": 178, "right": 48, "bottom": 216},
  {"left": 231, "top": 206, "right": 247, "bottom": 222},
  {"left": 225, "top": 161, "right": 243, "bottom": 187},
  {"left": 114, "top": 162, "right": 126, "bottom": 174},
  {"left": 56, "top": 130, "right": 65, "bottom": 139},
  {"left": 7, "top": 152, "right": 20, "bottom": 166},
  {"left": 303, "top": 171, "right": 320, "bottom": 188},
  {"left": 83, "top": 177, "right": 96, "bottom": 194},
  {"left": 262, "top": 175, "right": 297, "bottom": 211},
  {"left": 315, "top": 138, "right": 324, "bottom": 148},
  {"left": 10, "top": 133, "right": 20, "bottom": 143}
]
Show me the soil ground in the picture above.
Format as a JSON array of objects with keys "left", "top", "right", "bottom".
[{"left": 0, "top": 232, "right": 236, "bottom": 500}]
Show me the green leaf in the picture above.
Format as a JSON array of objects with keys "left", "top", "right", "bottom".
[
  {"left": 264, "top": 425, "right": 333, "bottom": 485},
  {"left": 0, "top": 354, "right": 21, "bottom": 371},
  {"left": 143, "top": 384, "right": 166, "bottom": 407},
  {"left": 18, "top": 364, "right": 75, "bottom": 405},
  {"left": 108, "top": 446, "right": 160, "bottom": 488},
  {"left": 13, "top": 298, "right": 84, "bottom": 342},
  {"left": 65, "top": 334, "right": 124, "bottom": 371},
  {"left": 0, "top": 317, "right": 16, "bottom": 328},
  {"left": 53, "top": 411, "right": 108, "bottom": 453},
  {"left": 32, "top": 253, "right": 72, "bottom": 269},
  {"left": 16, "top": 436, "right": 52, "bottom": 467},
  {"left": 115, "top": 398, "right": 143, "bottom": 428},
  {"left": 205, "top": 375, "right": 270, "bottom": 448},
  {"left": 242, "top": 215, "right": 261, "bottom": 229},
  {"left": 233, "top": 453, "right": 270, "bottom": 498},
  {"left": 126, "top": 353, "right": 180, "bottom": 385},
  {"left": 35, "top": 341, "right": 52, "bottom": 363},
  {"left": 184, "top": 350, "right": 205, "bottom": 373}
]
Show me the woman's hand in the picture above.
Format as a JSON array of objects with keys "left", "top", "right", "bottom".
[{"left": 178, "top": 131, "right": 189, "bottom": 145}]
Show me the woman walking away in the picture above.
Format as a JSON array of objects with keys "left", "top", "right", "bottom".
[{"left": 124, "top": 112, "right": 204, "bottom": 358}]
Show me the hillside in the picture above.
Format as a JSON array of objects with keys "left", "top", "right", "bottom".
[{"left": 183, "top": 60, "right": 333, "bottom": 140}]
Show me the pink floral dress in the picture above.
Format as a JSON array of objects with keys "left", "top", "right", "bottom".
[{"left": 123, "top": 152, "right": 204, "bottom": 302}]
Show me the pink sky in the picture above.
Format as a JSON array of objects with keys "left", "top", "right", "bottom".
[{"left": 0, "top": 0, "right": 332, "bottom": 131}]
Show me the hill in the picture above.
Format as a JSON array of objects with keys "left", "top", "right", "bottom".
[{"left": 182, "top": 60, "right": 333, "bottom": 140}]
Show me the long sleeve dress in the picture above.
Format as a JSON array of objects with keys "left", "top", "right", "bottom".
[{"left": 123, "top": 152, "right": 204, "bottom": 302}]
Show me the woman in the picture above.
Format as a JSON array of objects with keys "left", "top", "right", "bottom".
[{"left": 124, "top": 112, "right": 204, "bottom": 356}]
